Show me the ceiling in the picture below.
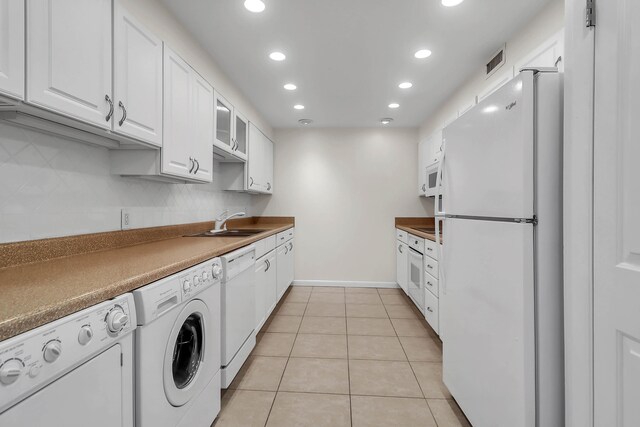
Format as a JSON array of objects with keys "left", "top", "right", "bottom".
[{"left": 160, "top": 0, "right": 552, "bottom": 128}]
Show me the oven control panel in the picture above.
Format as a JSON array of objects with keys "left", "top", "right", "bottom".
[{"left": 0, "top": 294, "right": 136, "bottom": 413}]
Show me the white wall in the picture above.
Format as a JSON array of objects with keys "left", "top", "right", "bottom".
[
  {"left": 419, "top": 0, "right": 564, "bottom": 139},
  {"left": 119, "top": 0, "right": 273, "bottom": 138},
  {"left": 0, "top": 0, "right": 276, "bottom": 243},
  {"left": 253, "top": 128, "right": 432, "bottom": 283}
]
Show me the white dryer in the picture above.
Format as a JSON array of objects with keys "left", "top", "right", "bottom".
[
  {"left": 0, "top": 294, "right": 136, "bottom": 426},
  {"left": 133, "top": 258, "right": 222, "bottom": 427}
]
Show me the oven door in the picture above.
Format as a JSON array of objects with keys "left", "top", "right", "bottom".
[
  {"left": 407, "top": 248, "right": 425, "bottom": 313},
  {"left": 424, "top": 162, "right": 440, "bottom": 197}
]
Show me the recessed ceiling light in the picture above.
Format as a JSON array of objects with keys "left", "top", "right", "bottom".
[
  {"left": 294, "top": 104, "right": 305, "bottom": 110},
  {"left": 414, "top": 49, "right": 432, "bottom": 59},
  {"left": 284, "top": 83, "right": 297, "bottom": 91},
  {"left": 399, "top": 82, "right": 413, "bottom": 89},
  {"left": 483, "top": 105, "right": 499, "bottom": 113},
  {"left": 269, "top": 51, "right": 286, "bottom": 61},
  {"left": 244, "top": 0, "right": 265, "bottom": 13},
  {"left": 298, "top": 119, "right": 313, "bottom": 125},
  {"left": 380, "top": 118, "right": 394, "bottom": 125},
  {"left": 388, "top": 103, "right": 400, "bottom": 109},
  {"left": 442, "top": 0, "right": 464, "bottom": 6}
]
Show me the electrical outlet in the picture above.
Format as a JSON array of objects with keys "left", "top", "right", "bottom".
[{"left": 121, "top": 209, "right": 131, "bottom": 230}]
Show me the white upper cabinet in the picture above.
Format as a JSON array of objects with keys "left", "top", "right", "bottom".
[
  {"left": 247, "top": 123, "right": 274, "bottom": 194},
  {"left": 263, "top": 136, "right": 273, "bottom": 193},
  {"left": 27, "top": 0, "right": 113, "bottom": 128},
  {"left": 515, "top": 30, "right": 565, "bottom": 73},
  {"left": 162, "top": 46, "right": 192, "bottom": 179},
  {"left": 214, "top": 92, "right": 248, "bottom": 161},
  {"left": 191, "top": 72, "right": 214, "bottom": 182},
  {"left": 0, "top": 0, "right": 24, "bottom": 101},
  {"left": 113, "top": 3, "right": 163, "bottom": 146}
]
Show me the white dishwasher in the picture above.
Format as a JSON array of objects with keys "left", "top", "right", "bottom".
[
  {"left": 0, "top": 294, "right": 136, "bottom": 426},
  {"left": 220, "top": 244, "right": 256, "bottom": 388}
]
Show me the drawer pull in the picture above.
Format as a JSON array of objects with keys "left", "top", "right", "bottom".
[
  {"left": 427, "top": 265, "right": 433, "bottom": 269},
  {"left": 427, "top": 307, "right": 434, "bottom": 313},
  {"left": 427, "top": 281, "right": 433, "bottom": 287},
  {"left": 427, "top": 247, "right": 433, "bottom": 251}
]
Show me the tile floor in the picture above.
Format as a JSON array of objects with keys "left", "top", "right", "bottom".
[{"left": 212, "top": 286, "right": 471, "bottom": 427}]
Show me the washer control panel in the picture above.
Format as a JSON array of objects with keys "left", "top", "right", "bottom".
[
  {"left": 0, "top": 293, "right": 136, "bottom": 413},
  {"left": 133, "top": 258, "right": 222, "bottom": 325}
]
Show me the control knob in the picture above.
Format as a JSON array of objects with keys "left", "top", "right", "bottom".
[
  {"left": 0, "top": 359, "right": 23, "bottom": 385},
  {"left": 193, "top": 276, "right": 201, "bottom": 287},
  {"left": 183, "top": 279, "right": 192, "bottom": 293},
  {"left": 43, "top": 340, "right": 62, "bottom": 363},
  {"left": 211, "top": 263, "right": 223, "bottom": 280},
  {"left": 106, "top": 307, "right": 129, "bottom": 334},
  {"left": 201, "top": 271, "right": 210, "bottom": 282},
  {"left": 78, "top": 325, "right": 93, "bottom": 345}
]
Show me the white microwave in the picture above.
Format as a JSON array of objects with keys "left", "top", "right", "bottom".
[{"left": 424, "top": 160, "right": 441, "bottom": 197}]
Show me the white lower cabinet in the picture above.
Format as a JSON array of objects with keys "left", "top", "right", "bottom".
[
  {"left": 0, "top": 0, "right": 24, "bottom": 101},
  {"left": 255, "top": 249, "right": 277, "bottom": 331},
  {"left": 396, "top": 241, "right": 408, "bottom": 293},
  {"left": 276, "top": 238, "right": 295, "bottom": 299},
  {"left": 424, "top": 286, "right": 439, "bottom": 334}
]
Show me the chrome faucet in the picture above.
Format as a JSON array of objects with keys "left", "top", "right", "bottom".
[{"left": 212, "top": 210, "right": 246, "bottom": 233}]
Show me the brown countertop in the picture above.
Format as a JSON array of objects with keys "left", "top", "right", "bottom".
[
  {"left": 395, "top": 217, "right": 443, "bottom": 244},
  {"left": 0, "top": 217, "right": 294, "bottom": 341}
]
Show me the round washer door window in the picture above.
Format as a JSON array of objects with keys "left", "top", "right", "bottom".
[{"left": 163, "top": 299, "right": 211, "bottom": 407}]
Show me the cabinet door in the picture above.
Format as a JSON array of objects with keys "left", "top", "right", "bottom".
[
  {"left": 286, "top": 240, "right": 295, "bottom": 289},
  {"left": 515, "top": 30, "right": 564, "bottom": 73},
  {"left": 255, "top": 257, "right": 268, "bottom": 330},
  {"left": 276, "top": 245, "right": 288, "bottom": 300},
  {"left": 191, "top": 73, "right": 214, "bottom": 182},
  {"left": 265, "top": 251, "right": 277, "bottom": 316},
  {"left": 263, "top": 136, "right": 274, "bottom": 194},
  {"left": 162, "top": 46, "right": 192, "bottom": 179},
  {"left": 418, "top": 139, "right": 428, "bottom": 196},
  {"left": 233, "top": 111, "right": 248, "bottom": 160},
  {"left": 396, "top": 241, "right": 408, "bottom": 294},
  {"left": 27, "top": 0, "right": 112, "bottom": 128},
  {"left": 113, "top": 3, "right": 163, "bottom": 146},
  {"left": 0, "top": 0, "right": 24, "bottom": 100},
  {"left": 214, "top": 92, "right": 233, "bottom": 152},
  {"left": 247, "top": 123, "right": 264, "bottom": 191}
]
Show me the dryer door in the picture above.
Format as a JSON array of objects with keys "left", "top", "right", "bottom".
[{"left": 163, "top": 299, "right": 213, "bottom": 407}]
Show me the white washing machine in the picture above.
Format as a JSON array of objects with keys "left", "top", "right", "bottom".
[
  {"left": 133, "top": 258, "right": 222, "bottom": 427},
  {"left": 0, "top": 294, "right": 136, "bottom": 426}
]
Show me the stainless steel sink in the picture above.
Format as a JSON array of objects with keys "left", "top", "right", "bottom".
[{"left": 188, "top": 229, "right": 267, "bottom": 237}]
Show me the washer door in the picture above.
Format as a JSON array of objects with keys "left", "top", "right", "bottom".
[{"left": 163, "top": 299, "right": 210, "bottom": 407}]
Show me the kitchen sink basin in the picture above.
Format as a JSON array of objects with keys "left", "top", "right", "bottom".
[{"left": 188, "top": 229, "right": 268, "bottom": 237}]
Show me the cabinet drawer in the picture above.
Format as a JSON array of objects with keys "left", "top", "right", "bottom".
[
  {"left": 424, "top": 257, "right": 439, "bottom": 278},
  {"left": 425, "top": 272, "right": 439, "bottom": 297},
  {"left": 396, "top": 229, "right": 408, "bottom": 243},
  {"left": 255, "top": 235, "right": 277, "bottom": 259},
  {"left": 424, "top": 290, "right": 439, "bottom": 334},
  {"left": 408, "top": 234, "right": 424, "bottom": 253},
  {"left": 276, "top": 228, "right": 294, "bottom": 246},
  {"left": 424, "top": 239, "right": 438, "bottom": 260}
]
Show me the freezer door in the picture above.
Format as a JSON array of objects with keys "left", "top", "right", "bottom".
[
  {"left": 441, "top": 218, "right": 535, "bottom": 427},
  {"left": 442, "top": 72, "right": 535, "bottom": 219}
]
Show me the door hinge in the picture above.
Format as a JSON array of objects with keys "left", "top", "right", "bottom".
[{"left": 586, "top": 0, "right": 595, "bottom": 27}]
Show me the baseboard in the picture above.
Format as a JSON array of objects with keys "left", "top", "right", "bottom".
[{"left": 292, "top": 280, "right": 399, "bottom": 289}]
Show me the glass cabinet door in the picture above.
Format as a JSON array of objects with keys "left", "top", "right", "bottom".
[
  {"left": 234, "top": 112, "right": 248, "bottom": 157},
  {"left": 215, "top": 93, "right": 232, "bottom": 149}
]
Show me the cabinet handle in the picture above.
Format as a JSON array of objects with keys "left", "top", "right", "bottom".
[
  {"left": 118, "top": 101, "right": 127, "bottom": 126},
  {"left": 289, "top": 242, "right": 293, "bottom": 251},
  {"left": 398, "top": 245, "right": 403, "bottom": 253},
  {"left": 250, "top": 177, "right": 254, "bottom": 187},
  {"left": 265, "top": 259, "right": 270, "bottom": 272},
  {"left": 427, "top": 247, "right": 433, "bottom": 252},
  {"left": 284, "top": 245, "right": 289, "bottom": 254},
  {"left": 105, "top": 95, "right": 114, "bottom": 122},
  {"left": 232, "top": 138, "right": 237, "bottom": 150},
  {"left": 427, "top": 307, "right": 434, "bottom": 313},
  {"left": 422, "top": 184, "right": 426, "bottom": 192},
  {"left": 427, "top": 265, "right": 433, "bottom": 270},
  {"left": 194, "top": 159, "right": 200, "bottom": 174},
  {"left": 427, "top": 281, "right": 433, "bottom": 287},
  {"left": 554, "top": 56, "right": 562, "bottom": 67},
  {"left": 188, "top": 157, "right": 195, "bottom": 173},
  {"left": 267, "top": 182, "right": 271, "bottom": 191}
]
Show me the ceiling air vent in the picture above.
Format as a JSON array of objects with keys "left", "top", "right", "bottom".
[{"left": 486, "top": 44, "right": 506, "bottom": 79}]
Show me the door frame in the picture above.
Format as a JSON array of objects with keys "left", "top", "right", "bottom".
[{"left": 563, "top": 0, "right": 595, "bottom": 426}]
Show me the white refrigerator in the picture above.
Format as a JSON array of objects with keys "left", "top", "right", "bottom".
[{"left": 437, "top": 69, "right": 564, "bottom": 427}]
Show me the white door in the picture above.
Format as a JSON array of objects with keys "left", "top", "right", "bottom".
[
  {"left": 593, "top": 1, "right": 640, "bottom": 425},
  {"left": 442, "top": 72, "right": 534, "bottom": 219},
  {"left": 396, "top": 241, "right": 408, "bottom": 293},
  {"left": 27, "top": 0, "right": 112, "bottom": 128},
  {"left": 214, "top": 92, "right": 234, "bottom": 153},
  {"left": 263, "top": 135, "right": 274, "bottom": 194},
  {"left": 113, "top": 4, "right": 163, "bottom": 146},
  {"left": 286, "top": 240, "right": 295, "bottom": 289},
  {"left": 233, "top": 111, "right": 249, "bottom": 161},
  {"left": 276, "top": 245, "right": 288, "bottom": 299},
  {"left": 191, "top": 72, "right": 213, "bottom": 183},
  {"left": 0, "top": 0, "right": 24, "bottom": 101},
  {"left": 441, "top": 218, "right": 535, "bottom": 427},
  {"left": 162, "top": 46, "right": 192, "bottom": 179},
  {"left": 264, "top": 251, "right": 277, "bottom": 313},
  {"left": 255, "top": 256, "right": 269, "bottom": 329}
]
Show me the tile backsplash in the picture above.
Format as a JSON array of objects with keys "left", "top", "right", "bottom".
[{"left": 0, "top": 123, "right": 252, "bottom": 243}]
